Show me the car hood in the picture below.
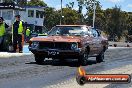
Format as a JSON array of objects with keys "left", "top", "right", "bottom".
[{"left": 30, "top": 36, "right": 81, "bottom": 42}]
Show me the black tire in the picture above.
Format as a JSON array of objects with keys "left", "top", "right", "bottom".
[
  {"left": 35, "top": 54, "right": 45, "bottom": 64},
  {"left": 78, "top": 50, "right": 88, "bottom": 66},
  {"left": 96, "top": 51, "right": 104, "bottom": 63}
]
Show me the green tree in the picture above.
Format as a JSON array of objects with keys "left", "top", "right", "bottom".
[
  {"left": 17, "top": 0, "right": 27, "bottom": 6},
  {"left": 77, "top": 0, "right": 103, "bottom": 26},
  {"left": 103, "top": 6, "right": 130, "bottom": 41},
  {"left": 60, "top": 8, "right": 82, "bottom": 25},
  {"left": 76, "top": 0, "right": 98, "bottom": 13},
  {"left": 27, "top": 0, "right": 47, "bottom": 6},
  {"left": 124, "top": 12, "right": 132, "bottom": 42},
  {"left": 44, "top": 7, "right": 60, "bottom": 29},
  {"left": 3, "top": 0, "right": 13, "bottom": 3},
  {"left": 66, "top": 2, "right": 74, "bottom": 9},
  {"left": 77, "top": 0, "right": 84, "bottom": 13},
  {"left": 127, "top": 12, "right": 132, "bottom": 35},
  {"left": 85, "top": 1, "right": 104, "bottom": 27},
  {"left": 3, "top": 0, "right": 27, "bottom": 6}
]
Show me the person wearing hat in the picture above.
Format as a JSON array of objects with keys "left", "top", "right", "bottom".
[
  {"left": 26, "top": 27, "right": 31, "bottom": 42},
  {"left": 0, "top": 17, "right": 9, "bottom": 50},
  {"left": 12, "top": 15, "right": 24, "bottom": 53}
]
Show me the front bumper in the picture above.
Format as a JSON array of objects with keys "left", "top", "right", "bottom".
[{"left": 29, "top": 47, "right": 82, "bottom": 58}]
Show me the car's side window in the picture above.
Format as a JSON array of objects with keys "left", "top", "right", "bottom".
[
  {"left": 87, "top": 29, "right": 92, "bottom": 36},
  {"left": 82, "top": 27, "right": 91, "bottom": 36}
]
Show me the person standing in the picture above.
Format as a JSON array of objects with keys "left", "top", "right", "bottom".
[
  {"left": 12, "top": 15, "right": 24, "bottom": 53},
  {"left": 26, "top": 27, "right": 31, "bottom": 42},
  {"left": 0, "top": 17, "right": 9, "bottom": 50}
]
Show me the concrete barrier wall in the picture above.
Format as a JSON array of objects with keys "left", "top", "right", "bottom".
[{"left": 109, "top": 41, "right": 132, "bottom": 47}]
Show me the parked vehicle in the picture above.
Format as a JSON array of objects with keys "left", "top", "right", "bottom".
[{"left": 29, "top": 25, "right": 108, "bottom": 65}]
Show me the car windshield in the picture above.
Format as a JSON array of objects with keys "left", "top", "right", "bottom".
[{"left": 48, "top": 26, "right": 88, "bottom": 36}]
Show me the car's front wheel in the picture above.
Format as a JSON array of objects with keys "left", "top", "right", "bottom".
[
  {"left": 78, "top": 50, "right": 88, "bottom": 66},
  {"left": 96, "top": 51, "right": 104, "bottom": 63},
  {"left": 35, "top": 54, "right": 45, "bottom": 64}
]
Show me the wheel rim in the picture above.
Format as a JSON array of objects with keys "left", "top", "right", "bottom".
[
  {"left": 83, "top": 52, "right": 88, "bottom": 63},
  {"left": 101, "top": 52, "right": 104, "bottom": 60},
  {"left": 84, "top": 53, "right": 88, "bottom": 59}
]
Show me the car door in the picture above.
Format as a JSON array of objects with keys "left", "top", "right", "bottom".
[
  {"left": 82, "top": 27, "right": 93, "bottom": 55},
  {"left": 86, "top": 28, "right": 94, "bottom": 55},
  {"left": 90, "top": 29, "right": 101, "bottom": 55},
  {"left": 96, "top": 30, "right": 104, "bottom": 54}
]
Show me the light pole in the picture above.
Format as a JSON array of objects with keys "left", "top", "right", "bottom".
[
  {"left": 60, "top": 0, "right": 63, "bottom": 25},
  {"left": 93, "top": 0, "right": 96, "bottom": 28}
]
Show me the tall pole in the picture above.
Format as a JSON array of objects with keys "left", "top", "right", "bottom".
[
  {"left": 93, "top": 0, "right": 96, "bottom": 28},
  {"left": 60, "top": 0, "right": 62, "bottom": 25}
]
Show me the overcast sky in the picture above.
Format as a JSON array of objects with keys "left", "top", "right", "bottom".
[{"left": 43, "top": 0, "right": 132, "bottom": 13}]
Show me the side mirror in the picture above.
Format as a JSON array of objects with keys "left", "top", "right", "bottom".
[{"left": 96, "top": 30, "right": 101, "bottom": 37}]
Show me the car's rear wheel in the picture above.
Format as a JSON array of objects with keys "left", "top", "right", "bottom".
[
  {"left": 35, "top": 54, "right": 45, "bottom": 64},
  {"left": 96, "top": 51, "right": 104, "bottom": 63},
  {"left": 78, "top": 50, "right": 88, "bottom": 66}
]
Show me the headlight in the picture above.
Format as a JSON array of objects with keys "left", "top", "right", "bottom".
[
  {"left": 31, "top": 41, "right": 39, "bottom": 48},
  {"left": 71, "top": 43, "right": 78, "bottom": 50}
]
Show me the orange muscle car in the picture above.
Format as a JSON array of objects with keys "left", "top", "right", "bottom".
[{"left": 29, "top": 25, "right": 108, "bottom": 65}]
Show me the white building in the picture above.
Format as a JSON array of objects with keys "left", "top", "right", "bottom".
[
  {"left": 20, "top": 6, "right": 45, "bottom": 33},
  {"left": 0, "top": 0, "right": 46, "bottom": 33}
]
